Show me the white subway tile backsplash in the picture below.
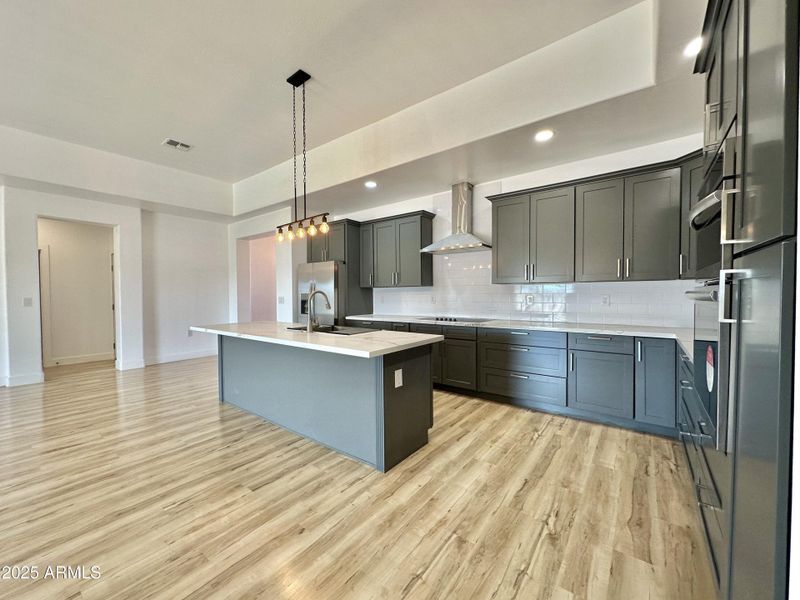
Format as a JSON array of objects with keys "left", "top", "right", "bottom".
[{"left": 372, "top": 252, "right": 696, "bottom": 328}]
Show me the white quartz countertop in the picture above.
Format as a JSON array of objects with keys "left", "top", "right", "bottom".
[
  {"left": 346, "top": 314, "right": 694, "bottom": 360},
  {"left": 190, "top": 322, "right": 444, "bottom": 359}
]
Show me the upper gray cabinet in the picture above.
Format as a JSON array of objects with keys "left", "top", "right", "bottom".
[
  {"left": 680, "top": 155, "right": 705, "bottom": 279},
  {"left": 369, "top": 212, "right": 433, "bottom": 288},
  {"left": 623, "top": 168, "right": 681, "bottom": 281},
  {"left": 307, "top": 220, "right": 347, "bottom": 263},
  {"left": 575, "top": 179, "right": 624, "bottom": 282},
  {"left": 491, "top": 194, "right": 530, "bottom": 283},
  {"left": 530, "top": 187, "right": 575, "bottom": 282},
  {"left": 359, "top": 223, "right": 374, "bottom": 288},
  {"left": 491, "top": 188, "right": 574, "bottom": 284}
]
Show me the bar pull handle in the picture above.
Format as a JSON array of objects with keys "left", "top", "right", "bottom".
[
  {"left": 679, "top": 253, "right": 684, "bottom": 276},
  {"left": 637, "top": 340, "right": 642, "bottom": 362},
  {"left": 616, "top": 258, "right": 622, "bottom": 279},
  {"left": 587, "top": 335, "right": 612, "bottom": 341},
  {"left": 718, "top": 268, "right": 748, "bottom": 323},
  {"left": 625, "top": 258, "right": 631, "bottom": 278},
  {"left": 530, "top": 263, "right": 535, "bottom": 280},
  {"left": 509, "top": 331, "right": 529, "bottom": 336},
  {"left": 369, "top": 273, "right": 373, "bottom": 286},
  {"left": 508, "top": 346, "right": 529, "bottom": 352},
  {"left": 720, "top": 187, "right": 750, "bottom": 245},
  {"left": 524, "top": 264, "right": 529, "bottom": 281},
  {"left": 508, "top": 373, "right": 529, "bottom": 380},
  {"left": 569, "top": 352, "right": 575, "bottom": 372}
]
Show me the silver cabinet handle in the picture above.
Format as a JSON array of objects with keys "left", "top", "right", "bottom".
[
  {"left": 718, "top": 268, "right": 748, "bottom": 323},
  {"left": 362, "top": 321, "right": 373, "bottom": 325},
  {"left": 524, "top": 264, "right": 529, "bottom": 281},
  {"left": 679, "top": 253, "right": 685, "bottom": 276},
  {"left": 509, "top": 331, "right": 528, "bottom": 336},
  {"left": 720, "top": 187, "right": 750, "bottom": 244},
  {"left": 508, "top": 346, "right": 529, "bottom": 352},
  {"left": 508, "top": 373, "right": 529, "bottom": 380},
  {"left": 625, "top": 258, "right": 631, "bottom": 278},
  {"left": 369, "top": 273, "right": 373, "bottom": 286},
  {"left": 637, "top": 340, "right": 642, "bottom": 362},
  {"left": 587, "top": 335, "right": 612, "bottom": 341},
  {"left": 616, "top": 258, "right": 621, "bottom": 279},
  {"left": 530, "top": 263, "right": 535, "bottom": 280},
  {"left": 569, "top": 353, "right": 575, "bottom": 372}
]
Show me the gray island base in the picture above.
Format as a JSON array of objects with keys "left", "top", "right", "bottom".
[{"left": 196, "top": 323, "right": 442, "bottom": 472}]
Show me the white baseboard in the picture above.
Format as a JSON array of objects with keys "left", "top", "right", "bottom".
[
  {"left": 44, "top": 351, "right": 116, "bottom": 368},
  {"left": 144, "top": 348, "right": 217, "bottom": 366},
  {"left": 7, "top": 371, "right": 45, "bottom": 387}
]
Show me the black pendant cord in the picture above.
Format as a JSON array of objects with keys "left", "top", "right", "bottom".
[
  {"left": 292, "top": 86, "right": 298, "bottom": 223},
  {"left": 302, "top": 81, "right": 307, "bottom": 220}
]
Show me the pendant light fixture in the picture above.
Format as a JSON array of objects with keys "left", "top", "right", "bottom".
[{"left": 276, "top": 69, "right": 329, "bottom": 243}]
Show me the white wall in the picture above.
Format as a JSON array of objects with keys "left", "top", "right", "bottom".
[
  {"left": 37, "top": 218, "right": 115, "bottom": 366},
  {"left": 2, "top": 186, "right": 144, "bottom": 385},
  {"left": 236, "top": 239, "right": 252, "bottom": 322},
  {"left": 337, "top": 134, "right": 702, "bottom": 328},
  {"left": 0, "top": 187, "right": 8, "bottom": 386},
  {"left": 142, "top": 211, "right": 229, "bottom": 364},
  {"left": 248, "top": 235, "right": 277, "bottom": 321}
]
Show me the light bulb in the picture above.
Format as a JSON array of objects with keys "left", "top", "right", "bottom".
[
  {"left": 277, "top": 228, "right": 284, "bottom": 243},
  {"left": 297, "top": 224, "right": 306, "bottom": 239},
  {"left": 287, "top": 225, "right": 295, "bottom": 241},
  {"left": 308, "top": 220, "right": 317, "bottom": 236},
  {"left": 319, "top": 216, "right": 330, "bottom": 234}
]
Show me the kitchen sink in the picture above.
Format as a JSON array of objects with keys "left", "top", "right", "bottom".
[{"left": 286, "top": 325, "right": 374, "bottom": 336}]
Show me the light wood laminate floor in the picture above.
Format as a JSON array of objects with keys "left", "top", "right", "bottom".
[{"left": 0, "top": 358, "right": 715, "bottom": 599}]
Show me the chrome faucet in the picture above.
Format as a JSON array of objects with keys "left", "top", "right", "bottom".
[{"left": 307, "top": 287, "right": 332, "bottom": 333}]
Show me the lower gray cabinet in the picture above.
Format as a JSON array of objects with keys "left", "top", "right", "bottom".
[
  {"left": 634, "top": 338, "right": 676, "bottom": 428},
  {"left": 478, "top": 342, "right": 566, "bottom": 378},
  {"left": 567, "top": 350, "right": 634, "bottom": 418},
  {"left": 442, "top": 339, "right": 477, "bottom": 390},
  {"left": 479, "top": 367, "right": 566, "bottom": 408}
]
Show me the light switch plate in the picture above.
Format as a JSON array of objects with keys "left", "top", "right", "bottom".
[
  {"left": 278, "top": 296, "right": 285, "bottom": 305},
  {"left": 394, "top": 369, "right": 403, "bottom": 388},
  {"left": 23, "top": 297, "right": 33, "bottom": 307}
]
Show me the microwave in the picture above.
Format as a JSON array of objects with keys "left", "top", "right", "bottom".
[{"left": 689, "top": 134, "right": 738, "bottom": 280}]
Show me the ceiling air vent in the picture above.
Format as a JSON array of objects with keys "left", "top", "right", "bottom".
[{"left": 161, "top": 138, "right": 192, "bottom": 151}]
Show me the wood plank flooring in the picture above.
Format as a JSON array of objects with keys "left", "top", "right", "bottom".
[{"left": 0, "top": 358, "right": 715, "bottom": 599}]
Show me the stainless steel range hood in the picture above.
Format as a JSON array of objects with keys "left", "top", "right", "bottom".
[{"left": 420, "top": 182, "right": 491, "bottom": 254}]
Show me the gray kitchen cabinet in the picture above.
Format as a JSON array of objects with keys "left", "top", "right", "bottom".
[
  {"left": 409, "top": 323, "right": 443, "bottom": 384},
  {"left": 372, "top": 220, "right": 397, "bottom": 287},
  {"left": 529, "top": 187, "right": 575, "bottom": 282},
  {"left": 623, "top": 168, "right": 681, "bottom": 281},
  {"left": 567, "top": 349, "right": 634, "bottom": 419},
  {"left": 634, "top": 338, "right": 676, "bottom": 428},
  {"left": 680, "top": 155, "right": 705, "bottom": 278},
  {"left": 370, "top": 212, "right": 433, "bottom": 288},
  {"left": 306, "top": 219, "right": 348, "bottom": 263},
  {"left": 491, "top": 194, "right": 530, "bottom": 283},
  {"left": 359, "top": 223, "right": 374, "bottom": 287},
  {"left": 479, "top": 368, "right": 566, "bottom": 408},
  {"left": 478, "top": 342, "right": 566, "bottom": 378},
  {"left": 442, "top": 338, "right": 477, "bottom": 390},
  {"left": 308, "top": 232, "right": 326, "bottom": 262},
  {"left": 575, "top": 179, "right": 624, "bottom": 282}
]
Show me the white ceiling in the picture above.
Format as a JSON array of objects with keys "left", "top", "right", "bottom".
[{"left": 0, "top": 0, "right": 648, "bottom": 182}]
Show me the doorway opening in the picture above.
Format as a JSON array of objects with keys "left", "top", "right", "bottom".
[
  {"left": 37, "top": 217, "right": 116, "bottom": 370},
  {"left": 236, "top": 233, "right": 277, "bottom": 322}
]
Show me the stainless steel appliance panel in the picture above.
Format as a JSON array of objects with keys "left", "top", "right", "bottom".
[{"left": 297, "top": 261, "right": 341, "bottom": 326}]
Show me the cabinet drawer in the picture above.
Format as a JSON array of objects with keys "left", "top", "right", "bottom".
[
  {"left": 409, "top": 323, "right": 443, "bottom": 335},
  {"left": 478, "top": 342, "right": 566, "bottom": 378},
  {"left": 568, "top": 333, "right": 633, "bottom": 354},
  {"left": 389, "top": 322, "right": 410, "bottom": 332},
  {"left": 442, "top": 326, "right": 476, "bottom": 340},
  {"left": 479, "top": 367, "right": 566, "bottom": 408},
  {"left": 349, "top": 320, "right": 381, "bottom": 329},
  {"left": 478, "top": 328, "right": 566, "bottom": 348}
]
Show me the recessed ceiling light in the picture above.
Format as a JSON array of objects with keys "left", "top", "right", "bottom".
[
  {"left": 364, "top": 180, "right": 378, "bottom": 189},
  {"left": 534, "top": 129, "right": 554, "bottom": 143},
  {"left": 683, "top": 36, "right": 703, "bottom": 58}
]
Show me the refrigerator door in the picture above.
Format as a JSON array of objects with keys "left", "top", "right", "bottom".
[
  {"left": 728, "top": 240, "right": 795, "bottom": 599},
  {"left": 310, "top": 262, "right": 337, "bottom": 326}
]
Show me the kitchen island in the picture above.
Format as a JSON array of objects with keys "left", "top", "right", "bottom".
[{"left": 190, "top": 322, "right": 443, "bottom": 472}]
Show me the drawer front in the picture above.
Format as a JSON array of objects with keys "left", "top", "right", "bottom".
[
  {"left": 568, "top": 333, "right": 633, "bottom": 354},
  {"left": 349, "top": 320, "right": 382, "bottom": 329},
  {"left": 442, "top": 326, "right": 477, "bottom": 340},
  {"left": 409, "top": 323, "right": 443, "bottom": 335},
  {"left": 479, "top": 367, "right": 566, "bottom": 407},
  {"left": 478, "top": 328, "right": 566, "bottom": 348},
  {"left": 478, "top": 342, "right": 567, "bottom": 378},
  {"left": 389, "top": 322, "right": 410, "bottom": 332}
]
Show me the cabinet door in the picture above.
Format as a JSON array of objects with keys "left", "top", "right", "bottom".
[
  {"left": 492, "top": 195, "right": 530, "bottom": 283},
  {"left": 623, "top": 168, "right": 680, "bottom": 281},
  {"left": 567, "top": 350, "right": 633, "bottom": 418},
  {"left": 719, "top": 0, "right": 738, "bottom": 139},
  {"left": 308, "top": 234, "right": 326, "bottom": 263},
  {"left": 442, "top": 339, "right": 477, "bottom": 390},
  {"left": 326, "top": 221, "right": 347, "bottom": 262},
  {"left": 359, "top": 224, "right": 374, "bottom": 287},
  {"left": 373, "top": 220, "right": 397, "bottom": 287},
  {"left": 704, "top": 39, "right": 722, "bottom": 159},
  {"left": 575, "top": 179, "right": 624, "bottom": 281},
  {"left": 530, "top": 187, "right": 575, "bottom": 282},
  {"left": 634, "top": 338, "right": 676, "bottom": 428},
  {"left": 431, "top": 342, "right": 442, "bottom": 384},
  {"left": 680, "top": 156, "right": 705, "bottom": 279},
  {"left": 396, "top": 216, "right": 422, "bottom": 287}
]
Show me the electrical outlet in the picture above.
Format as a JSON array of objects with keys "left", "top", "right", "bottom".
[
  {"left": 278, "top": 296, "right": 285, "bottom": 305},
  {"left": 525, "top": 294, "right": 535, "bottom": 305},
  {"left": 188, "top": 329, "right": 193, "bottom": 337},
  {"left": 23, "top": 297, "right": 33, "bottom": 307},
  {"left": 431, "top": 295, "right": 436, "bottom": 304},
  {"left": 394, "top": 369, "right": 403, "bottom": 388},
  {"left": 601, "top": 295, "right": 611, "bottom": 306}
]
